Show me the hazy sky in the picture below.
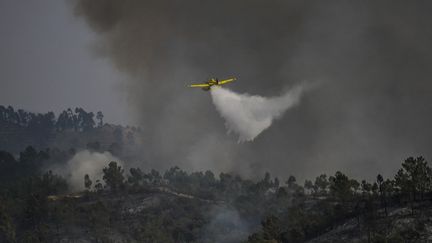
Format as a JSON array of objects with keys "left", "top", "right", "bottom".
[{"left": 0, "top": 0, "right": 131, "bottom": 124}]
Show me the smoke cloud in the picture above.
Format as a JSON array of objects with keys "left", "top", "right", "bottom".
[
  {"left": 73, "top": 0, "right": 432, "bottom": 181},
  {"left": 200, "top": 206, "right": 254, "bottom": 243},
  {"left": 51, "top": 150, "right": 122, "bottom": 192},
  {"left": 211, "top": 85, "right": 306, "bottom": 141}
]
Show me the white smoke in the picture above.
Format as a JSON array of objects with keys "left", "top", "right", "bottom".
[
  {"left": 51, "top": 150, "right": 123, "bottom": 192},
  {"left": 210, "top": 83, "right": 307, "bottom": 141},
  {"left": 200, "top": 206, "right": 253, "bottom": 243}
]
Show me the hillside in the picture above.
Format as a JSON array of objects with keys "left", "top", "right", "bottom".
[
  {"left": 307, "top": 203, "right": 432, "bottom": 242},
  {"left": 2, "top": 107, "right": 432, "bottom": 242},
  {"left": 2, "top": 147, "right": 432, "bottom": 242}
]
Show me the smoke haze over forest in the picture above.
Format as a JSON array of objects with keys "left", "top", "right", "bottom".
[
  {"left": 2, "top": 1, "right": 432, "bottom": 181},
  {"left": 70, "top": 0, "right": 432, "bottom": 180}
]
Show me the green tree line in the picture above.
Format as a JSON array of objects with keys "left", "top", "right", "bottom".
[{"left": 0, "top": 105, "right": 104, "bottom": 132}]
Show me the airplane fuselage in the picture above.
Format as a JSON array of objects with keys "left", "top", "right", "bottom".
[
  {"left": 202, "top": 78, "right": 219, "bottom": 90},
  {"left": 189, "top": 77, "right": 236, "bottom": 91}
]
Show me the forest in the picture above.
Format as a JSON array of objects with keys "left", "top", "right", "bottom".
[
  {"left": 0, "top": 105, "right": 103, "bottom": 155},
  {"left": 0, "top": 105, "right": 142, "bottom": 156},
  {"left": 0, "top": 149, "right": 431, "bottom": 242},
  {"left": 1, "top": 107, "right": 432, "bottom": 242},
  {"left": 0, "top": 105, "right": 105, "bottom": 132}
]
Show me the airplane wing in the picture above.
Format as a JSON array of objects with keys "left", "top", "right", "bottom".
[
  {"left": 218, "top": 78, "right": 236, "bottom": 85},
  {"left": 189, "top": 83, "right": 210, "bottom": 88}
]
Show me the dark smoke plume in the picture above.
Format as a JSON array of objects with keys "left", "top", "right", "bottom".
[{"left": 73, "top": 0, "right": 432, "bottom": 180}]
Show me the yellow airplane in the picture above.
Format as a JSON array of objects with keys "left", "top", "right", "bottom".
[{"left": 189, "top": 77, "right": 236, "bottom": 91}]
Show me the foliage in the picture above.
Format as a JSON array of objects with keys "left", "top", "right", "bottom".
[
  {"left": 0, "top": 105, "right": 100, "bottom": 132},
  {"left": 2, "top": 145, "right": 432, "bottom": 242},
  {"left": 0, "top": 202, "right": 16, "bottom": 243},
  {"left": 84, "top": 174, "right": 92, "bottom": 190},
  {"left": 102, "top": 161, "right": 125, "bottom": 192},
  {"left": 395, "top": 156, "right": 432, "bottom": 201}
]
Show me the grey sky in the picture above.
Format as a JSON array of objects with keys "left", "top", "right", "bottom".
[{"left": 0, "top": 0, "right": 130, "bottom": 124}]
